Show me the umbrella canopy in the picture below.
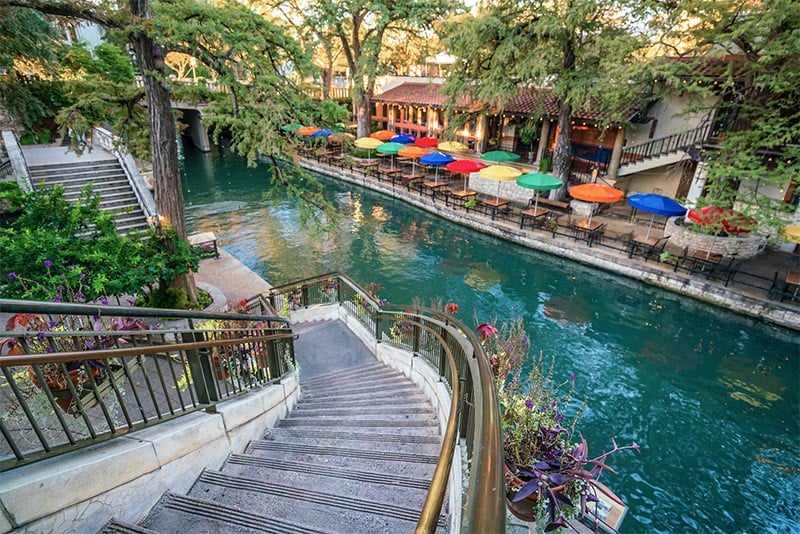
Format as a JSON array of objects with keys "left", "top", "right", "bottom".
[
  {"left": 781, "top": 225, "right": 800, "bottom": 243},
  {"left": 439, "top": 141, "right": 469, "bottom": 153},
  {"left": 391, "top": 134, "right": 416, "bottom": 144},
  {"left": 310, "top": 128, "right": 333, "bottom": 139},
  {"left": 446, "top": 159, "right": 487, "bottom": 191},
  {"left": 479, "top": 165, "right": 522, "bottom": 202},
  {"left": 415, "top": 137, "right": 439, "bottom": 148},
  {"left": 354, "top": 137, "right": 383, "bottom": 150},
  {"left": 569, "top": 183, "right": 624, "bottom": 226},
  {"left": 687, "top": 206, "right": 756, "bottom": 235},
  {"left": 516, "top": 172, "right": 562, "bottom": 213},
  {"left": 328, "top": 132, "right": 355, "bottom": 143},
  {"left": 569, "top": 183, "right": 624, "bottom": 204},
  {"left": 420, "top": 152, "right": 456, "bottom": 183},
  {"left": 281, "top": 123, "right": 302, "bottom": 132},
  {"left": 370, "top": 130, "right": 394, "bottom": 141},
  {"left": 376, "top": 142, "right": 405, "bottom": 155},
  {"left": 297, "top": 126, "right": 320, "bottom": 136},
  {"left": 398, "top": 145, "right": 430, "bottom": 176},
  {"left": 627, "top": 193, "right": 686, "bottom": 239},
  {"left": 481, "top": 150, "right": 521, "bottom": 163}
]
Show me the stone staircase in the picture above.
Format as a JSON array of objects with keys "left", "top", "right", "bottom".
[
  {"left": 28, "top": 158, "right": 149, "bottom": 235},
  {"left": 101, "top": 320, "right": 448, "bottom": 533}
]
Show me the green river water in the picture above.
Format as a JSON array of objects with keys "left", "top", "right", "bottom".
[{"left": 181, "top": 145, "right": 799, "bottom": 533}]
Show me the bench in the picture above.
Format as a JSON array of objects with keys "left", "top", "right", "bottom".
[
  {"left": 188, "top": 231, "right": 219, "bottom": 258},
  {"left": 531, "top": 197, "right": 570, "bottom": 212}
]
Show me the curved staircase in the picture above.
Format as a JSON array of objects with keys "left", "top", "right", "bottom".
[{"left": 102, "top": 320, "right": 448, "bottom": 533}]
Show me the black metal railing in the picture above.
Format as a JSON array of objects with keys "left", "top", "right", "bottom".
[
  {"left": 266, "top": 272, "right": 505, "bottom": 533},
  {"left": 0, "top": 299, "right": 294, "bottom": 471},
  {"left": 620, "top": 123, "right": 713, "bottom": 165}
]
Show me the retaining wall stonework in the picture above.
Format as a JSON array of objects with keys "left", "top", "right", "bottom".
[{"left": 668, "top": 219, "right": 766, "bottom": 259}]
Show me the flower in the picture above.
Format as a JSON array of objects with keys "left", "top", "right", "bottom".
[
  {"left": 445, "top": 302, "right": 459, "bottom": 315},
  {"left": 43, "top": 259, "right": 53, "bottom": 269},
  {"left": 477, "top": 319, "right": 639, "bottom": 531}
]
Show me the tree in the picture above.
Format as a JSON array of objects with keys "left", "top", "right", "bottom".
[
  {"left": 303, "top": 0, "right": 456, "bottom": 138},
  {"left": 0, "top": 0, "right": 335, "bottom": 301},
  {"left": 646, "top": 0, "right": 800, "bottom": 230},
  {"left": 441, "top": 0, "right": 651, "bottom": 192}
]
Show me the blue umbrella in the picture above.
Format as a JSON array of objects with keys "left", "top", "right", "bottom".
[
  {"left": 391, "top": 134, "right": 416, "bottom": 144},
  {"left": 419, "top": 152, "right": 455, "bottom": 183},
  {"left": 627, "top": 193, "right": 687, "bottom": 239},
  {"left": 310, "top": 128, "right": 333, "bottom": 139}
]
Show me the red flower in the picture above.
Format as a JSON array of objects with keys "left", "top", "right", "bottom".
[
  {"left": 476, "top": 322, "right": 499, "bottom": 341},
  {"left": 445, "top": 302, "right": 459, "bottom": 315}
]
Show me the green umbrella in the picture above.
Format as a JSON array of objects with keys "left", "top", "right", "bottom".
[
  {"left": 281, "top": 123, "right": 302, "bottom": 132},
  {"left": 516, "top": 172, "right": 563, "bottom": 212},
  {"left": 376, "top": 141, "right": 405, "bottom": 169},
  {"left": 481, "top": 150, "right": 521, "bottom": 163}
]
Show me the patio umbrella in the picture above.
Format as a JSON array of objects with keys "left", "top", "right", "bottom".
[
  {"left": 439, "top": 141, "right": 469, "bottom": 153},
  {"left": 391, "top": 134, "right": 416, "bottom": 144},
  {"left": 370, "top": 130, "right": 394, "bottom": 141},
  {"left": 310, "top": 128, "right": 333, "bottom": 139},
  {"left": 398, "top": 145, "right": 430, "bottom": 176},
  {"left": 446, "top": 159, "right": 487, "bottom": 190},
  {"left": 415, "top": 137, "right": 439, "bottom": 148},
  {"left": 516, "top": 172, "right": 562, "bottom": 213},
  {"left": 376, "top": 141, "right": 405, "bottom": 169},
  {"left": 568, "top": 183, "right": 624, "bottom": 226},
  {"left": 281, "top": 123, "right": 302, "bottom": 132},
  {"left": 781, "top": 225, "right": 800, "bottom": 243},
  {"left": 481, "top": 150, "right": 521, "bottom": 163},
  {"left": 627, "top": 193, "right": 687, "bottom": 239},
  {"left": 354, "top": 136, "right": 383, "bottom": 161},
  {"left": 479, "top": 164, "right": 522, "bottom": 202},
  {"left": 688, "top": 206, "right": 756, "bottom": 258},
  {"left": 419, "top": 152, "right": 455, "bottom": 183},
  {"left": 297, "top": 126, "right": 320, "bottom": 136}
]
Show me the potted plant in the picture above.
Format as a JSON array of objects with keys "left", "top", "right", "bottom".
[{"left": 477, "top": 319, "right": 639, "bottom": 531}]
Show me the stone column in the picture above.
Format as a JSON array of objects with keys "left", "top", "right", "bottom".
[
  {"left": 605, "top": 126, "right": 626, "bottom": 180},
  {"left": 535, "top": 119, "right": 551, "bottom": 163}
]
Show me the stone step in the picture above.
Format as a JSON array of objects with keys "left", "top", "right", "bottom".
[
  {"left": 221, "top": 454, "right": 431, "bottom": 508},
  {"left": 34, "top": 168, "right": 126, "bottom": 182},
  {"left": 99, "top": 519, "right": 159, "bottom": 534},
  {"left": 244, "top": 439, "right": 438, "bottom": 478},
  {"left": 292, "top": 402, "right": 433, "bottom": 417},
  {"left": 29, "top": 160, "right": 117, "bottom": 172},
  {"left": 262, "top": 427, "right": 441, "bottom": 455},
  {"left": 188, "top": 470, "right": 447, "bottom": 533},
  {"left": 140, "top": 491, "right": 319, "bottom": 534},
  {"left": 295, "top": 394, "right": 429, "bottom": 409},
  {"left": 302, "top": 381, "right": 422, "bottom": 401},
  {"left": 301, "top": 362, "right": 403, "bottom": 388},
  {"left": 302, "top": 372, "right": 418, "bottom": 395}
]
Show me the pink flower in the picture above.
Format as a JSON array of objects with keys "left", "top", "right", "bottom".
[{"left": 476, "top": 322, "right": 498, "bottom": 341}]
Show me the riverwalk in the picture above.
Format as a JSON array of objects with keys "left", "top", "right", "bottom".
[{"left": 297, "top": 156, "right": 800, "bottom": 331}]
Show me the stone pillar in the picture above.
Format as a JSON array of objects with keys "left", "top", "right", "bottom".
[
  {"left": 606, "top": 126, "right": 626, "bottom": 180},
  {"left": 183, "top": 109, "right": 211, "bottom": 152},
  {"left": 685, "top": 161, "right": 709, "bottom": 220},
  {"left": 535, "top": 119, "right": 551, "bottom": 163}
]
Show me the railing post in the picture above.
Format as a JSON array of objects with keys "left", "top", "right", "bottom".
[
  {"left": 181, "top": 331, "right": 220, "bottom": 403},
  {"left": 375, "top": 312, "right": 382, "bottom": 344}
]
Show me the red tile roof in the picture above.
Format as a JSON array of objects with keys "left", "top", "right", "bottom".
[{"left": 374, "top": 82, "right": 640, "bottom": 123}]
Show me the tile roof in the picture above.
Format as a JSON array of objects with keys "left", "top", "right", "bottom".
[{"left": 374, "top": 82, "right": 640, "bottom": 123}]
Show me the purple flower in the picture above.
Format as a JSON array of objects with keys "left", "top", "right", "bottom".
[
  {"left": 525, "top": 399, "right": 534, "bottom": 410},
  {"left": 79, "top": 273, "right": 86, "bottom": 280},
  {"left": 101, "top": 298, "right": 109, "bottom": 305},
  {"left": 74, "top": 291, "right": 84, "bottom": 300},
  {"left": 554, "top": 413, "right": 564, "bottom": 423},
  {"left": 43, "top": 259, "right": 53, "bottom": 268},
  {"left": 569, "top": 373, "right": 576, "bottom": 382},
  {"left": 7, "top": 272, "right": 16, "bottom": 280},
  {"left": 37, "top": 331, "right": 46, "bottom": 341},
  {"left": 53, "top": 293, "right": 62, "bottom": 302}
]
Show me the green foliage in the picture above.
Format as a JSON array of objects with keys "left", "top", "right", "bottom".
[
  {"left": 0, "top": 186, "right": 199, "bottom": 303},
  {"left": 0, "top": 181, "right": 25, "bottom": 212}
]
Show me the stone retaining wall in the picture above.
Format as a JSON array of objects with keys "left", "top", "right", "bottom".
[{"left": 668, "top": 218, "right": 766, "bottom": 259}]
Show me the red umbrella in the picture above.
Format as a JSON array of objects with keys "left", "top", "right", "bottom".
[
  {"left": 446, "top": 159, "right": 487, "bottom": 190},
  {"left": 415, "top": 137, "right": 439, "bottom": 148},
  {"left": 687, "top": 206, "right": 756, "bottom": 234}
]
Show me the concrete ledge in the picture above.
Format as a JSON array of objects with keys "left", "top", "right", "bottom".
[{"left": 0, "top": 376, "right": 299, "bottom": 533}]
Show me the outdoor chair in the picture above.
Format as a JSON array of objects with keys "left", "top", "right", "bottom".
[{"left": 628, "top": 235, "right": 670, "bottom": 262}]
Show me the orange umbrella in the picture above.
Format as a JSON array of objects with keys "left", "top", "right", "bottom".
[
  {"left": 398, "top": 145, "right": 430, "bottom": 176},
  {"left": 370, "top": 130, "right": 394, "bottom": 141},
  {"left": 297, "top": 126, "right": 320, "bottom": 136},
  {"left": 569, "top": 183, "right": 624, "bottom": 225}
]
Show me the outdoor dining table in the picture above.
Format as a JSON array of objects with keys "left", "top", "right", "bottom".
[
  {"left": 378, "top": 167, "right": 402, "bottom": 183},
  {"left": 784, "top": 271, "right": 800, "bottom": 301},
  {"left": 421, "top": 181, "right": 449, "bottom": 201},
  {"left": 446, "top": 189, "right": 477, "bottom": 208},
  {"left": 481, "top": 197, "right": 510, "bottom": 221},
  {"left": 519, "top": 207, "right": 550, "bottom": 229},
  {"left": 692, "top": 250, "right": 723, "bottom": 274},
  {"left": 573, "top": 219, "right": 605, "bottom": 246}
]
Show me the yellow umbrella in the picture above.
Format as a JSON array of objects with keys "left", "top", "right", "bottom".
[
  {"left": 354, "top": 137, "right": 383, "bottom": 161},
  {"left": 479, "top": 164, "right": 522, "bottom": 201},
  {"left": 439, "top": 141, "right": 469, "bottom": 153},
  {"left": 781, "top": 225, "right": 800, "bottom": 243}
]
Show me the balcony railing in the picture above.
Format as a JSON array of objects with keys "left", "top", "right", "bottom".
[
  {"left": 266, "top": 272, "right": 505, "bottom": 533},
  {"left": 620, "top": 123, "right": 713, "bottom": 165},
  {"left": 0, "top": 298, "right": 294, "bottom": 471}
]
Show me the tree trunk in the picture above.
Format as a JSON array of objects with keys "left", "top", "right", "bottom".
[
  {"left": 551, "top": 102, "right": 573, "bottom": 200},
  {"left": 354, "top": 89, "right": 371, "bottom": 138},
  {"left": 129, "top": 0, "right": 197, "bottom": 303}
]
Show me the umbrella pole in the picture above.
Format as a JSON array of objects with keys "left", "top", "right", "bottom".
[
  {"left": 645, "top": 214, "right": 655, "bottom": 240},
  {"left": 496, "top": 182, "right": 500, "bottom": 203},
  {"left": 434, "top": 167, "right": 439, "bottom": 184},
  {"left": 463, "top": 174, "right": 467, "bottom": 191},
  {"left": 534, "top": 192, "right": 540, "bottom": 213}
]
